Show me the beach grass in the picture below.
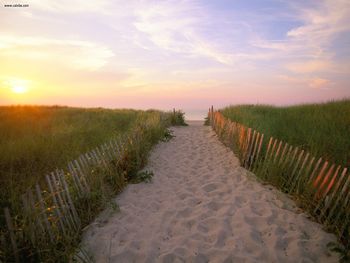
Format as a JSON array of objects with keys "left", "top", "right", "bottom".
[
  {"left": 221, "top": 99, "right": 350, "bottom": 168},
  {"left": 0, "top": 106, "right": 142, "bottom": 207}
]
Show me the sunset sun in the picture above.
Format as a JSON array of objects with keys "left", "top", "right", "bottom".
[{"left": 11, "top": 85, "right": 28, "bottom": 94}]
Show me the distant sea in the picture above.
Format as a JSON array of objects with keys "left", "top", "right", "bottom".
[{"left": 183, "top": 109, "right": 208, "bottom": 121}]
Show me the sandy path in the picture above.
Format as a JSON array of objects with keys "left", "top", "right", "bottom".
[{"left": 82, "top": 121, "right": 338, "bottom": 263}]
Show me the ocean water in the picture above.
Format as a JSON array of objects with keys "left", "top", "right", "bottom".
[{"left": 183, "top": 109, "right": 208, "bottom": 121}]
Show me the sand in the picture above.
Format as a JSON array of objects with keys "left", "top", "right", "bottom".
[{"left": 81, "top": 121, "right": 338, "bottom": 263}]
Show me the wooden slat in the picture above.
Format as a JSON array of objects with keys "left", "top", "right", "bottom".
[
  {"left": 289, "top": 153, "right": 310, "bottom": 194},
  {"left": 51, "top": 172, "right": 75, "bottom": 231},
  {"left": 108, "top": 141, "right": 117, "bottom": 160},
  {"left": 4, "top": 208, "right": 19, "bottom": 263},
  {"left": 280, "top": 147, "right": 299, "bottom": 187},
  {"left": 278, "top": 142, "right": 289, "bottom": 165},
  {"left": 259, "top": 138, "right": 279, "bottom": 179},
  {"left": 81, "top": 154, "right": 89, "bottom": 168},
  {"left": 84, "top": 152, "right": 93, "bottom": 166},
  {"left": 325, "top": 168, "right": 348, "bottom": 222},
  {"left": 252, "top": 134, "right": 264, "bottom": 172},
  {"left": 109, "top": 140, "right": 118, "bottom": 159},
  {"left": 302, "top": 156, "right": 316, "bottom": 181},
  {"left": 280, "top": 145, "right": 293, "bottom": 170},
  {"left": 56, "top": 170, "right": 79, "bottom": 230},
  {"left": 264, "top": 137, "right": 273, "bottom": 162},
  {"left": 104, "top": 143, "right": 114, "bottom": 160},
  {"left": 287, "top": 150, "right": 305, "bottom": 186},
  {"left": 90, "top": 148, "right": 101, "bottom": 165},
  {"left": 227, "top": 123, "right": 234, "bottom": 147},
  {"left": 248, "top": 132, "right": 260, "bottom": 170},
  {"left": 96, "top": 148, "right": 109, "bottom": 168},
  {"left": 45, "top": 174, "right": 66, "bottom": 235},
  {"left": 239, "top": 126, "right": 246, "bottom": 152},
  {"left": 59, "top": 170, "right": 81, "bottom": 230},
  {"left": 339, "top": 177, "right": 350, "bottom": 235},
  {"left": 286, "top": 147, "right": 299, "bottom": 171},
  {"left": 244, "top": 130, "right": 255, "bottom": 167},
  {"left": 308, "top": 157, "right": 323, "bottom": 183},
  {"left": 68, "top": 162, "right": 83, "bottom": 195},
  {"left": 35, "top": 184, "right": 54, "bottom": 243},
  {"left": 91, "top": 149, "right": 101, "bottom": 167},
  {"left": 316, "top": 164, "right": 336, "bottom": 198},
  {"left": 315, "top": 165, "right": 341, "bottom": 214},
  {"left": 79, "top": 155, "right": 89, "bottom": 173},
  {"left": 250, "top": 131, "right": 258, "bottom": 162},
  {"left": 313, "top": 161, "right": 329, "bottom": 189},
  {"left": 268, "top": 138, "right": 278, "bottom": 161},
  {"left": 94, "top": 147, "right": 104, "bottom": 163},
  {"left": 21, "top": 194, "right": 35, "bottom": 244},
  {"left": 273, "top": 140, "right": 283, "bottom": 163},
  {"left": 81, "top": 154, "right": 90, "bottom": 169},
  {"left": 76, "top": 156, "right": 90, "bottom": 175},
  {"left": 27, "top": 189, "right": 45, "bottom": 234},
  {"left": 74, "top": 160, "right": 90, "bottom": 193},
  {"left": 330, "top": 171, "right": 350, "bottom": 227}
]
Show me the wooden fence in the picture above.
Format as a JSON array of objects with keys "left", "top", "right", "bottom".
[
  {"left": 1, "top": 114, "right": 164, "bottom": 262},
  {"left": 208, "top": 107, "right": 350, "bottom": 245}
]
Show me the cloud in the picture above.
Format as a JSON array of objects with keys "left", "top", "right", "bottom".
[
  {"left": 287, "top": 0, "right": 350, "bottom": 43},
  {"left": 286, "top": 60, "right": 332, "bottom": 73},
  {"left": 308, "top": 78, "right": 330, "bottom": 89},
  {"left": 283, "top": 0, "right": 350, "bottom": 71},
  {"left": 133, "top": 1, "right": 233, "bottom": 65},
  {"left": 278, "top": 75, "right": 331, "bottom": 90},
  {"left": 251, "top": 0, "right": 350, "bottom": 75},
  {"left": 0, "top": 35, "right": 114, "bottom": 70}
]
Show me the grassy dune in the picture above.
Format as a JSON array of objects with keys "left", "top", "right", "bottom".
[
  {"left": 0, "top": 106, "right": 156, "bottom": 206},
  {"left": 221, "top": 99, "right": 350, "bottom": 168}
]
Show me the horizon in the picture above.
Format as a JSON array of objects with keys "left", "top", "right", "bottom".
[
  {"left": 1, "top": 0, "right": 350, "bottom": 118},
  {"left": 1, "top": 97, "right": 349, "bottom": 120}
]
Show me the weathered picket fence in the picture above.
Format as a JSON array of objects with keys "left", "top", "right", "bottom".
[
  {"left": 1, "top": 113, "right": 165, "bottom": 262},
  {"left": 208, "top": 107, "right": 350, "bottom": 244}
]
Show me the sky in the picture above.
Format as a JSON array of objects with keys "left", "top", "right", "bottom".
[{"left": 0, "top": 0, "right": 349, "bottom": 119}]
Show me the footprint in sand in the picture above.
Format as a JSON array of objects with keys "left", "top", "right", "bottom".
[{"left": 202, "top": 182, "right": 219, "bottom": 192}]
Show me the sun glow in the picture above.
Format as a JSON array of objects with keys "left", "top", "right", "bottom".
[{"left": 11, "top": 85, "right": 28, "bottom": 94}]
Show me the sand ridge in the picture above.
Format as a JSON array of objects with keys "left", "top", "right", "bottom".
[{"left": 81, "top": 121, "right": 338, "bottom": 262}]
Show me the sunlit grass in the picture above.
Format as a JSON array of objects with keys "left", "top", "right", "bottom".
[{"left": 0, "top": 106, "right": 143, "bottom": 208}]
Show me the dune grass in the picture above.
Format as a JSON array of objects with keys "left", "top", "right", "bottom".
[
  {"left": 0, "top": 106, "right": 143, "bottom": 208},
  {"left": 221, "top": 99, "right": 350, "bottom": 168},
  {"left": 169, "top": 109, "right": 188, "bottom": 126}
]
